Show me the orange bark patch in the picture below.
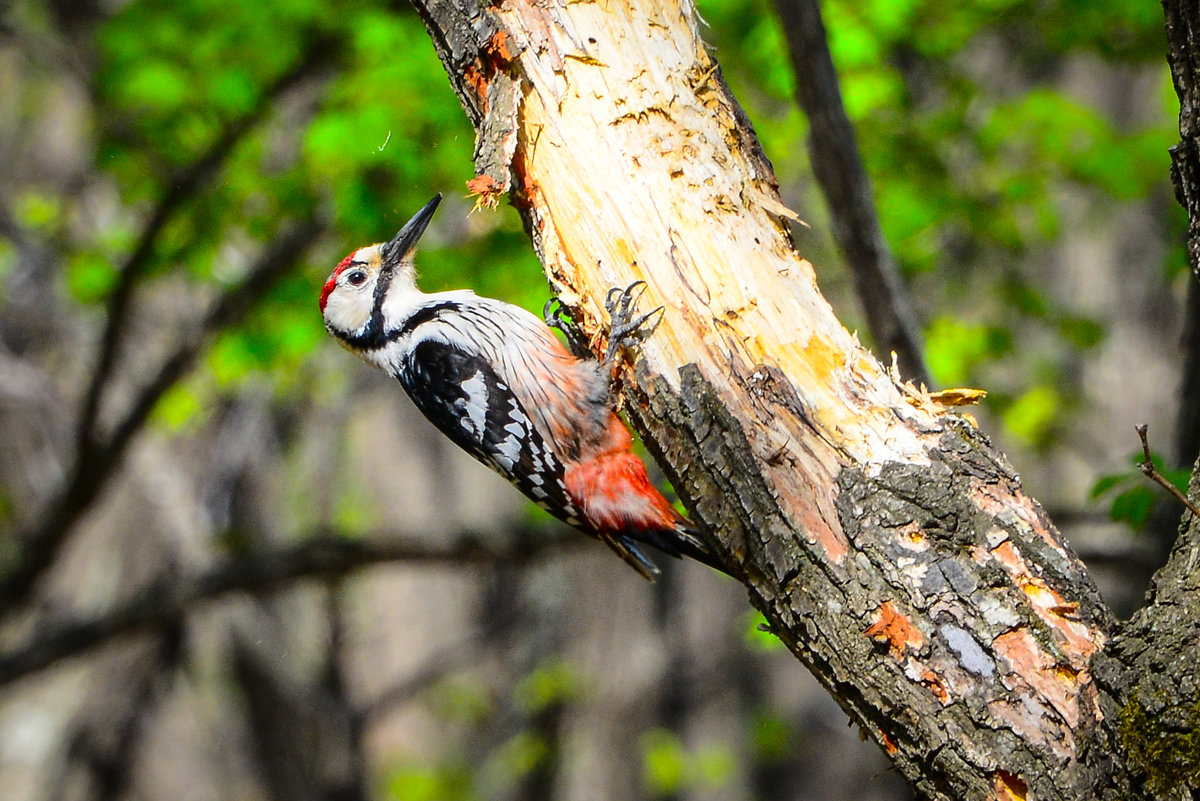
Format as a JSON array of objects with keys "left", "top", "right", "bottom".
[
  {"left": 993, "top": 628, "right": 1080, "bottom": 728},
  {"left": 919, "top": 669, "right": 950, "bottom": 703},
  {"left": 989, "top": 541, "right": 1102, "bottom": 665},
  {"left": 987, "top": 696, "right": 1060, "bottom": 752},
  {"left": 484, "top": 30, "right": 514, "bottom": 67},
  {"left": 880, "top": 729, "right": 898, "bottom": 755},
  {"left": 864, "top": 601, "right": 925, "bottom": 658},
  {"left": 463, "top": 63, "right": 490, "bottom": 112},
  {"left": 896, "top": 521, "right": 928, "bottom": 551},
  {"left": 795, "top": 495, "right": 848, "bottom": 566},
  {"left": 969, "top": 476, "right": 1069, "bottom": 560},
  {"left": 994, "top": 770, "right": 1027, "bottom": 801},
  {"left": 466, "top": 175, "right": 504, "bottom": 209}
]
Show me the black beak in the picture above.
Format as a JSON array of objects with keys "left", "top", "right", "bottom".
[{"left": 381, "top": 194, "right": 442, "bottom": 269}]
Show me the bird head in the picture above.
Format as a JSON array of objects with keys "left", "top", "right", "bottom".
[{"left": 320, "top": 194, "right": 442, "bottom": 350}]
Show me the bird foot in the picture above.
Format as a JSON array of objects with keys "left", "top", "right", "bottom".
[
  {"left": 543, "top": 298, "right": 593, "bottom": 359},
  {"left": 604, "top": 281, "right": 664, "bottom": 364}
]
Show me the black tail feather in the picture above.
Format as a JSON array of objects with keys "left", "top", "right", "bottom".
[{"left": 620, "top": 522, "right": 732, "bottom": 579}]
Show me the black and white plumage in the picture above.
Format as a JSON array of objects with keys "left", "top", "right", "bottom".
[{"left": 319, "top": 194, "right": 725, "bottom": 579}]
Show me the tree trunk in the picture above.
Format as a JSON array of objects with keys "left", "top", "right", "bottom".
[{"left": 408, "top": 0, "right": 1200, "bottom": 797}]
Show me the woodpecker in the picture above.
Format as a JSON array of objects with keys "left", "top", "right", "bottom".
[{"left": 320, "top": 194, "right": 725, "bottom": 579}]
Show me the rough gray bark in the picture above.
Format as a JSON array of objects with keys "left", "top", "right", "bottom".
[
  {"left": 407, "top": 0, "right": 1200, "bottom": 797},
  {"left": 1167, "top": 0, "right": 1200, "bottom": 285},
  {"left": 1165, "top": 0, "right": 1200, "bottom": 477}
]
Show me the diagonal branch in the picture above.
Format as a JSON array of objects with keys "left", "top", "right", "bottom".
[
  {"left": 0, "top": 218, "right": 323, "bottom": 611},
  {"left": 411, "top": 0, "right": 1111, "bottom": 796},
  {"left": 770, "top": 0, "right": 930, "bottom": 385},
  {"left": 0, "top": 528, "right": 576, "bottom": 686}
]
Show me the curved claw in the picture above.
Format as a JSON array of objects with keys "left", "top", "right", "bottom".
[
  {"left": 605, "top": 280, "right": 647, "bottom": 320},
  {"left": 604, "top": 281, "right": 664, "bottom": 364},
  {"left": 544, "top": 297, "right": 592, "bottom": 358}
]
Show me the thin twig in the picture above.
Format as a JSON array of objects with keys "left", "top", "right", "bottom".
[
  {"left": 0, "top": 529, "right": 576, "bottom": 686},
  {"left": 1136, "top": 424, "right": 1200, "bottom": 517}
]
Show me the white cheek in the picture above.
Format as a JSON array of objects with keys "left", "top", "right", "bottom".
[{"left": 324, "top": 291, "right": 372, "bottom": 334}]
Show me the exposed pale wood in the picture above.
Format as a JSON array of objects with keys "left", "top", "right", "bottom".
[{"left": 411, "top": 0, "right": 1119, "bottom": 797}]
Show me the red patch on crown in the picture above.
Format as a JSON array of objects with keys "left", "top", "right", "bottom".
[{"left": 319, "top": 252, "right": 356, "bottom": 312}]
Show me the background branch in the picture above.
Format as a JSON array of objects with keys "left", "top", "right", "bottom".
[
  {"left": 0, "top": 527, "right": 575, "bottom": 686},
  {"left": 770, "top": 0, "right": 930, "bottom": 385},
  {"left": 1137, "top": 423, "right": 1200, "bottom": 517}
]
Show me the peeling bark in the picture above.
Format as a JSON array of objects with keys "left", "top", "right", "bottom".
[{"left": 407, "top": 0, "right": 1198, "bottom": 796}]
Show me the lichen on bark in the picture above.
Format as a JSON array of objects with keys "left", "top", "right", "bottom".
[{"left": 1116, "top": 690, "right": 1200, "bottom": 798}]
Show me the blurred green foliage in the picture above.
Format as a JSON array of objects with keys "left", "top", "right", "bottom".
[
  {"left": 377, "top": 660, "right": 583, "bottom": 799},
  {"left": 513, "top": 657, "right": 581, "bottom": 714},
  {"left": 749, "top": 708, "right": 796, "bottom": 763},
  {"left": 384, "top": 759, "right": 476, "bottom": 801},
  {"left": 90, "top": 0, "right": 543, "bottom": 406},
  {"left": 744, "top": 610, "right": 787, "bottom": 653},
  {"left": 641, "top": 727, "right": 737, "bottom": 796}
]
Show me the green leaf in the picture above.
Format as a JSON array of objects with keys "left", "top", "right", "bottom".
[
  {"left": 384, "top": 761, "right": 475, "bottom": 801},
  {"left": 494, "top": 732, "right": 550, "bottom": 779},
  {"left": 694, "top": 743, "right": 737, "bottom": 788},
  {"left": 750, "top": 710, "right": 793, "bottom": 762},
  {"left": 66, "top": 253, "right": 120, "bottom": 305},
  {"left": 332, "top": 482, "right": 380, "bottom": 535},
  {"left": 1109, "top": 486, "right": 1156, "bottom": 530},
  {"left": 1090, "top": 473, "right": 1132, "bottom": 499},
  {"left": 640, "top": 728, "right": 734, "bottom": 795},
  {"left": 152, "top": 382, "right": 206, "bottom": 433},
  {"left": 426, "top": 678, "right": 493, "bottom": 725},
  {"left": 119, "top": 61, "right": 191, "bottom": 111},
  {"left": 13, "top": 190, "right": 61, "bottom": 232},
  {"left": 1057, "top": 315, "right": 1104, "bottom": 349},
  {"left": 924, "top": 317, "right": 1011, "bottom": 386}
]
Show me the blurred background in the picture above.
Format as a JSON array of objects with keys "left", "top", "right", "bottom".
[{"left": 0, "top": 0, "right": 1193, "bottom": 799}]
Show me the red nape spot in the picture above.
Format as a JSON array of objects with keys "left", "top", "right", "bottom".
[{"left": 319, "top": 252, "right": 355, "bottom": 312}]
